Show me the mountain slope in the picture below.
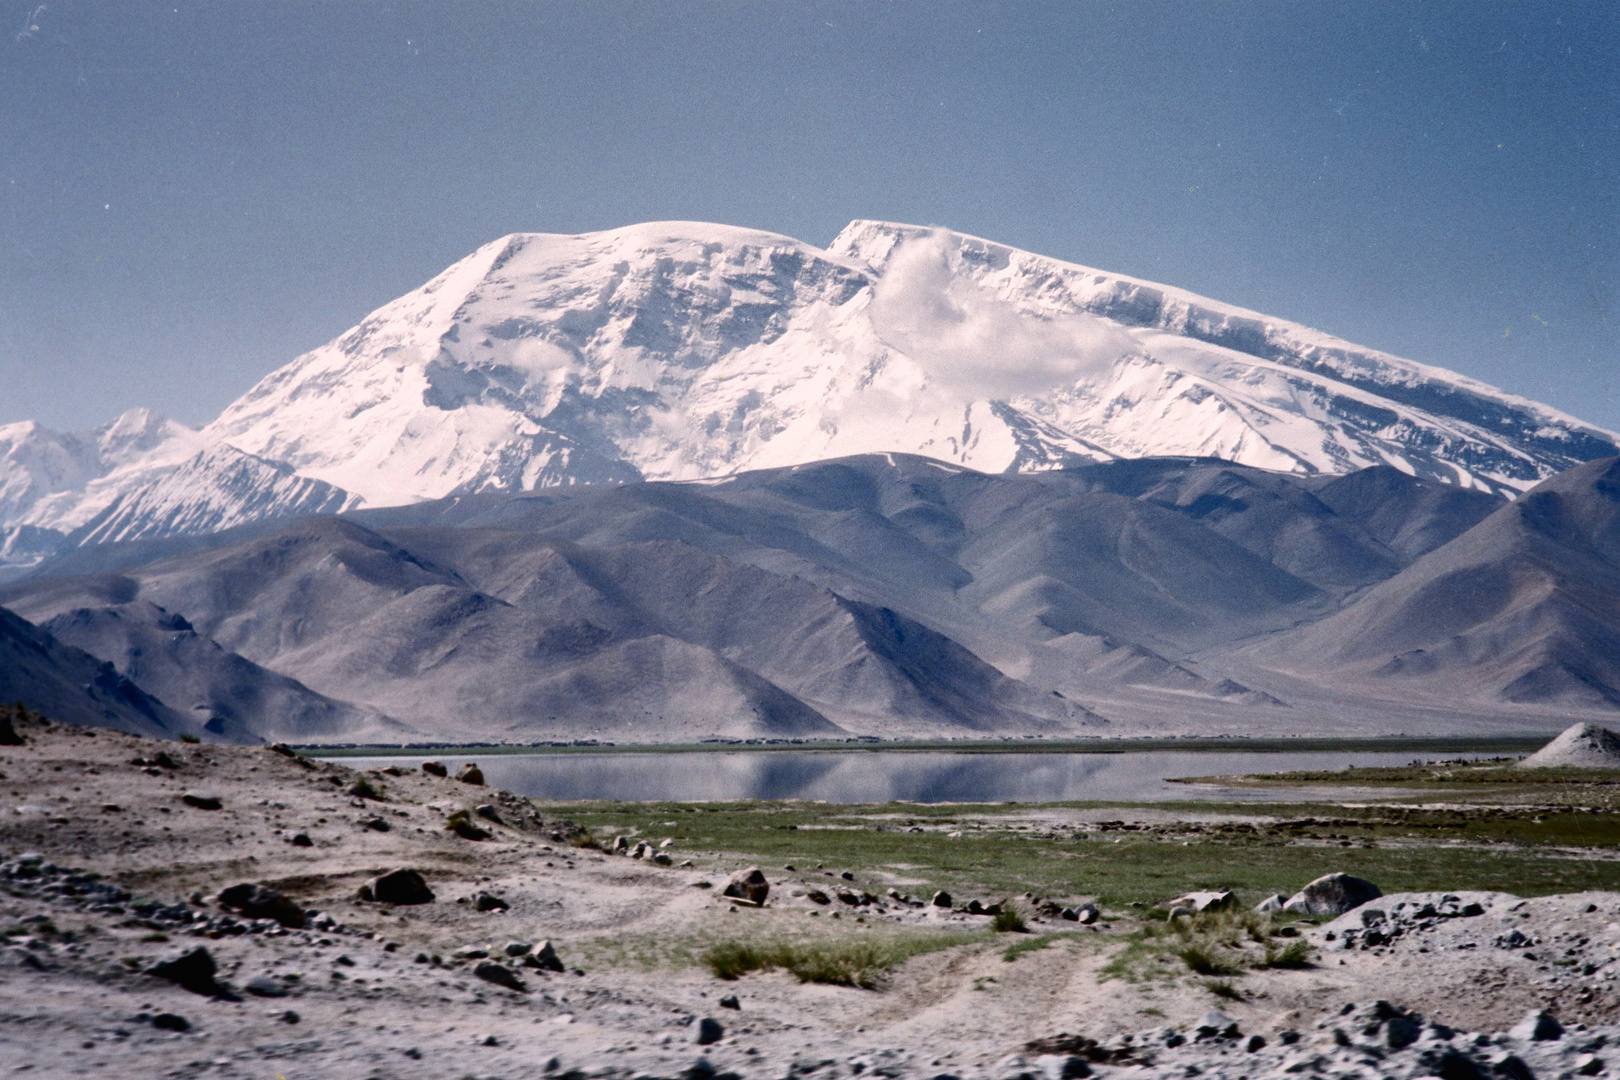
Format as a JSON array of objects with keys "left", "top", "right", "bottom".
[
  {"left": 0, "top": 605, "right": 191, "bottom": 738},
  {"left": 1242, "top": 456, "right": 1620, "bottom": 709}
]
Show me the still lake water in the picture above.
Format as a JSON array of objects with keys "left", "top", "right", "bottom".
[{"left": 324, "top": 748, "right": 1488, "bottom": 804}]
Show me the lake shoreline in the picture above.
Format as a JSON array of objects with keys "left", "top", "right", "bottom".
[{"left": 305, "top": 733, "right": 1550, "bottom": 758}]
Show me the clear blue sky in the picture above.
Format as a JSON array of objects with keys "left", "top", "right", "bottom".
[{"left": 2, "top": 1, "right": 1615, "bottom": 432}]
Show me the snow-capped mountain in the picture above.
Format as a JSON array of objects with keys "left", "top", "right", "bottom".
[{"left": 4, "top": 220, "right": 1616, "bottom": 573}]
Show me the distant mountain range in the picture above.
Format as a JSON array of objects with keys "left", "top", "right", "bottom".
[
  {"left": 3, "top": 221, "right": 1614, "bottom": 581},
  {"left": 3, "top": 450, "right": 1617, "bottom": 744},
  {"left": 3, "top": 220, "right": 1617, "bottom": 743}
]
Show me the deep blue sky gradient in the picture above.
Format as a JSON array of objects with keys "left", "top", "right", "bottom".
[{"left": 2, "top": 1, "right": 1615, "bottom": 432}]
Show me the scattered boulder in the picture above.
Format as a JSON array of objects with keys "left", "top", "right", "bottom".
[
  {"left": 455, "top": 763, "right": 485, "bottom": 785},
  {"left": 420, "top": 760, "right": 448, "bottom": 777},
  {"left": 151, "top": 1013, "right": 190, "bottom": 1031},
  {"left": 1036, "top": 1054, "right": 1091, "bottom": 1079},
  {"left": 504, "top": 940, "right": 533, "bottom": 957},
  {"left": 695, "top": 1017, "right": 724, "bottom": 1045},
  {"left": 446, "top": 811, "right": 491, "bottom": 841},
  {"left": 473, "top": 960, "right": 527, "bottom": 992},
  {"left": 805, "top": 889, "right": 831, "bottom": 905},
  {"left": 652, "top": 852, "right": 673, "bottom": 866},
  {"left": 147, "top": 946, "right": 230, "bottom": 997},
  {"left": 719, "top": 994, "right": 740, "bottom": 1010},
  {"left": 180, "top": 792, "right": 222, "bottom": 811},
  {"left": 722, "top": 867, "right": 769, "bottom": 905},
  {"left": 932, "top": 890, "right": 953, "bottom": 909},
  {"left": 1509, "top": 1011, "right": 1564, "bottom": 1042},
  {"left": 359, "top": 869, "right": 434, "bottom": 905},
  {"left": 217, "top": 883, "right": 306, "bottom": 928},
  {"left": 360, "top": 816, "right": 390, "bottom": 832},
  {"left": 243, "top": 975, "right": 288, "bottom": 998},
  {"left": 1254, "top": 894, "right": 1288, "bottom": 913},
  {"left": 1284, "top": 873, "right": 1382, "bottom": 915},
  {"left": 473, "top": 890, "right": 509, "bottom": 912},
  {"left": 1074, "top": 903, "right": 1100, "bottom": 925},
  {"left": 523, "top": 940, "right": 564, "bottom": 972},
  {"left": 1194, "top": 1011, "right": 1240, "bottom": 1041},
  {"left": 282, "top": 830, "right": 313, "bottom": 847},
  {"left": 1168, "top": 890, "right": 1235, "bottom": 913},
  {"left": 475, "top": 804, "right": 502, "bottom": 823},
  {"left": 1520, "top": 723, "right": 1620, "bottom": 769}
]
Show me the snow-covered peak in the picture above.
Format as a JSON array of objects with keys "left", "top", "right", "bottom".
[{"left": 4, "top": 218, "right": 1617, "bottom": 576}]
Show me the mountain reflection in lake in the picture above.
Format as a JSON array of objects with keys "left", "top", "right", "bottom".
[{"left": 327, "top": 749, "right": 1488, "bottom": 803}]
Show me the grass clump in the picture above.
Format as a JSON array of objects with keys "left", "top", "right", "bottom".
[
  {"left": 1174, "top": 940, "right": 1245, "bottom": 976},
  {"left": 1260, "top": 938, "right": 1313, "bottom": 969},
  {"left": 703, "top": 932, "right": 986, "bottom": 989},
  {"left": 992, "top": 906, "right": 1028, "bottom": 933},
  {"left": 348, "top": 775, "right": 385, "bottom": 801}
]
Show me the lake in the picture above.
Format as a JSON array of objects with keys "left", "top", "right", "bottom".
[{"left": 322, "top": 747, "right": 1494, "bottom": 804}]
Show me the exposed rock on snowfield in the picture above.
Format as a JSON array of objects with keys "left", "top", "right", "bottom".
[
  {"left": 1519, "top": 722, "right": 1620, "bottom": 768},
  {"left": 3, "top": 221, "right": 1614, "bottom": 574}
]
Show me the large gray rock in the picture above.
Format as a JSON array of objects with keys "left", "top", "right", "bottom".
[
  {"left": 217, "top": 882, "right": 306, "bottom": 928},
  {"left": 1284, "top": 873, "right": 1381, "bottom": 915},
  {"left": 146, "top": 946, "right": 228, "bottom": 997},
  {"left": 358, "top": 868, "right": 434, "bottom": 905},
  {"left": 722, "top": 867, "right": 769, "bottom": 905}
]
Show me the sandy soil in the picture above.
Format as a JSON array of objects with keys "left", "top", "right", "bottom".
[{"left": 2, "top": 717, "right": 1618, "bottom": 1079}]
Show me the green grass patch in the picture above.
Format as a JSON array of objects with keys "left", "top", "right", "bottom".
[
  {"left": 702, "top": 932, "right": 988, "bottom": 989},
  {"left": 1002, "top": 931, "right": 1087, "bottom": 962}
]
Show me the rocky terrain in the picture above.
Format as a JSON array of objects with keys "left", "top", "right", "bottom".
[{"left": 3, "top": 714, "right": 1618, "bottom": 1079}]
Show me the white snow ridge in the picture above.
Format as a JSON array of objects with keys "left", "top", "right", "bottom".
[{"left": 3, "top": 219, "right": 1616, "bottom": 575}]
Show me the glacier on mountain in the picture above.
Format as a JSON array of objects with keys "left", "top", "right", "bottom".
[{"left": 3, "top": 220, "right": 1616, "bottom": 572}]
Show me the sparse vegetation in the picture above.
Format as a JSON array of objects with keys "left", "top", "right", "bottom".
[
  {"left": 1260, "top": 938, "right": 1314, "bottom": 968},
  {"left": 703, "top": 932, "right": 987, "bottom": 988},
  {"left": 348, "top": 775, "right": 385, "bottom": 801}
]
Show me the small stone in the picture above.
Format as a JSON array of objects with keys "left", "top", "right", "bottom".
[
  {"left": 722, "top": 866, "right": 769, "bottom": 905},
  {"left": 360, "top": 816, "right": 390, "bottom": 832},
  {"left": 475, "top": 804, "right": 502, "bottom": 822},
  {"left": 151, "top": 1013, "right": 189, "bottom": 1031},
  {"left": 652, "top": 852, "right": 673, "bottom": 865},
  {"left": 695, "top": 1017, "right": 724, "bottom": 1045},
  {"left": 180, "top": 792, "right": 222, "bottom": 811},
  {"left": 473, "top": 960, "right": 527, "bottom": 992},
  {"left": 278, "top": 1010, "right": 301, "bottom": 1024},
  {"left": 719, "top": 994, "right": 740, "bottom": 1009},
  {"left": 1246, "top": 1035, "right": 1267, "bottom": 1053},
  {"left": 932, "top": 890, "right": 953, "bottom": 908},
  {"left": 455, "top": 763, "right": 485, "bottom": 785},
  {"left": 805, "top": 889, "right": 831, "bottom": 905},
  {"left": 282, "top": 829, "right": 313, "bottom": 847},
  {"left": 420, "top": 760, "right": 448, "bottom": 777},
  {"left": 1074, "top": 903, "right": 1099, "bottom": 925},
  {"left": 472, "top": 891, "right": 509, "bottom": 912},
  {"left": 504, "top": 940, "right": 533, "bottom": 957}
]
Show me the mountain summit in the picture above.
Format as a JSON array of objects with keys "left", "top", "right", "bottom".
[{"left": 3, "top": 220, "right": 1615, "bottom": 572}]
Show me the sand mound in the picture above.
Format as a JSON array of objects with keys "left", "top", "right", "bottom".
[{"left": 1519, "top": 722, "right": 1620, "bottom": 768}]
